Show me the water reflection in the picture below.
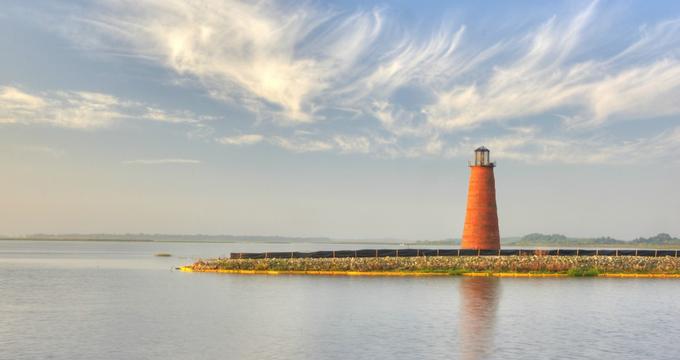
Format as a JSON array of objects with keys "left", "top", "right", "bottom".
[{"left": 459, "top": 277, "right": 500, "bottom": 360}]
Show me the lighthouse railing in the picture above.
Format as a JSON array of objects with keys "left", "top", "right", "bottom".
[{"left": 468, "top": 160, "right": 496, "bottom": 167}]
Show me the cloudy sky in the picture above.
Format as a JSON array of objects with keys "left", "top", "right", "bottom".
[{"left": 1, "top": 0, "right": 679, "bottom": 239}]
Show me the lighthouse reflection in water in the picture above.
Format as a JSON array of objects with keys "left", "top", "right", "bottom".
[{"left": 459, "top": 277, "right": 500, "bottom": 360}]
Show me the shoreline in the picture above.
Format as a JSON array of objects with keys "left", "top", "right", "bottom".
[
  {"left": 181, "top": 255, "right": 680, "bottom": 278},
  {"left": 3, "top": 238, "right": 680, "bottom": 249},
  {"left": 178, "top": 266, "right": 680, "bottom": 278}
]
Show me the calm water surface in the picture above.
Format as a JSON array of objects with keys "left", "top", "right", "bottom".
[{"left": 1, "top": 240, "right": 679, "bottom": 360}]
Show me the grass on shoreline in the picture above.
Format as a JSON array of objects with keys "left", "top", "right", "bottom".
[
  {"left": 187, "top": 256, "right": 680, "bottom": 277},
  {"left": 566, "top": 268, "right": 600, "bottom": 277}
]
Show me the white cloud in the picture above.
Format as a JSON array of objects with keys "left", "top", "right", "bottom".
[
  {"left": 217, "top": 134, "right": 263, "bottom": 145},
  {"left": 332, "top": 135, "right": 371, "bottom": 154},
  {"left": 371, "top": 101, "right": 431, "bottom": 138},
  {"left": 262, "top": 124, "right": 680, "bottom": 164},
  {"left": 75, "top": 0, "right": 382, "bottom": 122},
  {"left": 0, "top": 86, "right": 46, "bottom": 112},
  {"left": 423, "top": 6, "right": 680, "bottom": 131},
  {"left": 268, "top": 133, "right": 449, "bottom": 159},
  {"left": 142, "top": 107, "right": 207, "bottom": 124},
  {"left": 48, "top": 2, "right": 680, "bottom": 164},
  {"left": 445, "top": 126, "right": 680, "bottom": 165},
  {"left": 0, "top": 86, "right": 121, "bottom": 128},
  {"left": 269, "top": 136, "right": 334, "bottom": 153},
  {"left": 122, "top": 159, "right": 201, "bottom": 165},
  {"left": 0, "top": 86, "right": 210, "bottom": 129},
  {"left": 579, "top": 59, "right": 680, "bottom": 127}
]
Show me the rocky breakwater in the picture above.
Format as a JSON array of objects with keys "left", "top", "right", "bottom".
[{"left": 181, "top": 256, "right": 680, "bottom": 277}]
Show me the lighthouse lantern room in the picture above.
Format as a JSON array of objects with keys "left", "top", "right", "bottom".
[{"left": 473, "top": 146, "right": 494, "bottom": 167}]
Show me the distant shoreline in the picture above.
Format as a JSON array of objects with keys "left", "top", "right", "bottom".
[
  {"left": 2, "top": 236, "right": 680, "bottom": 248},
  {"left": 0, "top": 238, "right": 400, "bottom": 245}
]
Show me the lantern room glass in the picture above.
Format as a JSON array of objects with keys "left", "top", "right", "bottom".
[{"left": 474, "top": 148, "right": 490, "bottom": 166}]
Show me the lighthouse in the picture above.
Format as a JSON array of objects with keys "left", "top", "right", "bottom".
[{"left": 461, "top": 146, "right": 500, "bottom": 250}]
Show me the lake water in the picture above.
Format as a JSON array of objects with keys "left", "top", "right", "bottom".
[{"left": 1, "top": 240, "right": 679, "bottom": 360}]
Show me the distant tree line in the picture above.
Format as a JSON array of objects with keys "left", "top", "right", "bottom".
[
  {"left": 3, "top": 232, "right": 678, "bottom": 247},
  {"left": 513, "top": 233, "right": 680, "bottom": 246},
  {"left": 1, "top": 233, "right": 334, "bottom": 243}
]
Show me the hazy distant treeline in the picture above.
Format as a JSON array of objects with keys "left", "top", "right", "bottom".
[
  {"left": 512, "top": 233, "right": 680, "bottom": 246},
  {"left": 0, "top": 233, "right": 401, "bottom": 244},
  {"left": 0, "top": 233, "right": 333, "bottom": 243},
  {"left": 1, "top": 232, "right": 678, "bottom": 246},
  {"left": 412, "top": 233, "right": 680, "bottom": 247}
]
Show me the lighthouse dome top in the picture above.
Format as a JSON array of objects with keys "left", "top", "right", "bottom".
[{"left": 471, "top": 146, "right": 495, "bottom": 167}]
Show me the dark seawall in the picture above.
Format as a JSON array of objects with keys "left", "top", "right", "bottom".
[{"left": 231, "top": 248, "right": 680, "bottom": 259}]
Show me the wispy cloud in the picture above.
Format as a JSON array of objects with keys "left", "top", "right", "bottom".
[
  {"left": 265, "top": 133, "right": 447, "bottom": 159},
  {"left": 269, "top": 136, "right": 334, "bottom": 153},
  {"left": 50, "top": 1, "right": 680, "bottom": 164},
  {"left": 0, "top": 86, "right": 211, "bottom": 129},
  {"left": 72, "top": 0, "right": 383, "bottom": 122},
  {"left": 217, "top": 134, "right": 263, "bottom": 145},
  {"left": 122, "top": 158, "right": 201, "bottom": 165},
  {"left": 444, "top": 126, "right": 680, "bottom": 165},
  {"left": 425, "top": 7, "right": 680, "bottom": 131},
  {"left": 332, "top": 135, "right": 372, "bottom": 154},
  {"left": 1, "top": 86, "right": 122, "bottom": 129}
]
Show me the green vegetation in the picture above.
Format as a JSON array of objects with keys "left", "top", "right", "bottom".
[
  {"left": 188, "top": 255, "right": 680, "bottom": 276},
  {"left": 418, "top": 268, "right": 471, "bottom": 275},
  {"left": 567, "top": 268, "right": 600, "bottom": 277},
  {"left": 510, "top": 233, "right": 680, "bottom": 248}
]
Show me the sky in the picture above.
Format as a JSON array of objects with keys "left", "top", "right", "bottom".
[{"left": 1, "top": 0, "right": 679, "bottom": 240}]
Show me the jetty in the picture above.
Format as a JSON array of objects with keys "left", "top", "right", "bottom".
[
  {"left": 229, "top": 248, "right": 680, "bottom": 259},
  {"left": 180, "top": 250, "right": 680, "bottom": 278}
]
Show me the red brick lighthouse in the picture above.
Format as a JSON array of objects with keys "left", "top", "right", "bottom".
[{"left": 461, "top": 146, "right": 501, "bottom": 250}]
